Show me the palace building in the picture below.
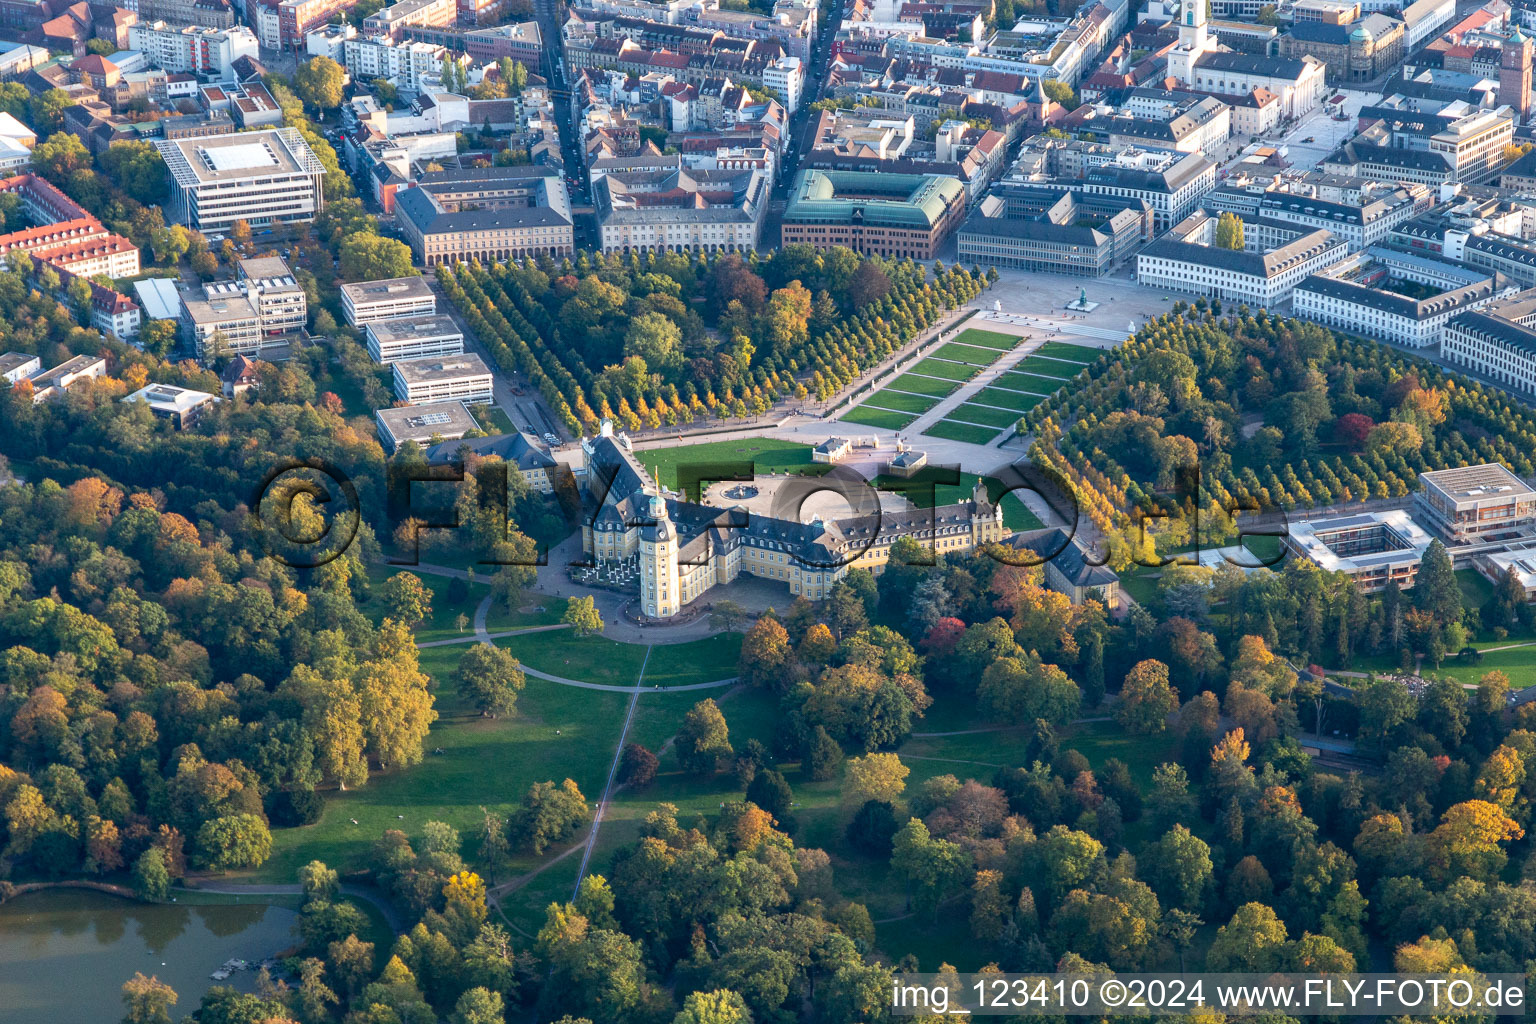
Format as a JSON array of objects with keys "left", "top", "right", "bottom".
[{"left": 578, "top": 422, "right": 1007, "bottom": 618}]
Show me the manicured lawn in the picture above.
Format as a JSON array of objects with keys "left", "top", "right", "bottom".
[
  {"left": 1036, "top": 341, "right": 1101, "bottom": 363},
  {"left": 922, "top": 419, "right": 1003, "bottom": 444},
  {"left": 932, "top": 342, "right": 1004, "bottom": 366},
  {"left": 945, "top": 403, "right": 1023, "bottom": 429},
  {"left": 1457, "top": 567, "right": 1497, "bottom": 613},
  {"left": 884, "top": 372, "right": 959, "bottom": 397},
  {"left": 993, "top": 371, "right": 1057, "bottom": 394},
  {"left": 632, "top": 437, "right": 818, "bottom": 492},
  {"left": 951, "top": 327, "right": 1020, "bottom": 351},
  {"left": 842, "top": 405, "right": 919, "bottom": 430},
  {"left": 1061, "top": 719, "right": 1175, "bottom": 787},
  {"left": 873, "top": 471, "right": 1043, "bottom": 531},
  {"left": 500, "top": 630, "right": 650, "bottom": 685},
  {"left": 640, "top": 633, "right": 744, "bottom": 687},
  {"left": 909, "top": 358, "right": 980, "bottom": 381},
  {"left": 1013, "top": 356, "right": 1078, "bottom": 379},
  {"left": 972, "top": 387, "right": 1046, "bottom": 412},
  {"left": 861, "top": 389, "right": 941, "bottom": 414}
]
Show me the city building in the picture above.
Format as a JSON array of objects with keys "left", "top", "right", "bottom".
[
  {"left": 1167, "top": 0, "right": 1327, "bottom": 118},
  {"left": 341, "top": 275, "right": 436, "bottom": 327},
  {"left": 0, "top": 351, "right": 40, "bottom": 383},
  {"left": 1279, "top": 11, "right": 1405, "bottom": 83},
  {"left": 1443, "top": 290, "right": 1536, "bottom": 398},
  {"left": 1323, "top": 108, "right": 1515, "bottom": 183},
  {"left": 179, "top": 256, "right": 306, "bottom": 362},
  {"left": 579, "top": 422, "right": 1007, "bottom": 617},
  {"left": 804, "top": 109, "right": 1007, "bottom": 201},
  {"left": 361, "top": 0, "right": 455, "bottom": 40},
  {"left": 376, "top": 399, "right": 478, "bottom": 452},
  {"left": 1474, "top": 547, "right": 1536, "bottom": 598},
  {"left": 1251, "top": 178, "right": 1433, "bottom": 251},
  {"left": 1292, "top": 247, "right": 1500, "bottom": 348},
  {"left": 156, "top": 129, "right": 326, "bottom": 232},
  {"left": 127, "top": 21, "right": 257, "bottom": 78},
  {"left": 392, "top": 352, "right": 494, "bottom": 405},
  {"left": 593, "top": 156, "right": 768, "bottom": 253},
  {"left": 956, "top": 186, "right": 1151, "bottom": 276},
  {"left": 780, "top": 169, "right": 966, "bottom": 259},
  {"left": 1079, "top": 149, "right": 1217, "bottom": 231},
  {"left": 812, "top": 437, "right": 852, "bottom": 463},
  {"left": 366, "top": 314, "right": 464, "bottom": 365},
  {"left": 1502, "top": 26, "right": 1532, "bottom": 122},
  {"left": 1414, "top": 463, "right": 1536, "bottom": 544},
  {"left": 25, "top": 354, "right": 108, "bottom": 403},
  {"left": 1284, "top": 509, "right": 1435, "bottom": 592},
  {"left": 251, "top": 0, "right": 358, "bottom": 50},
  {"left": 395, "top": 165, "right": 574, "bottom": 265},
  {"left": 121, "top": 382, "right": 218, "bottom": 429},
  {"left": 1136, "top": 212, "right": 1347, "bottom": 305},
  {"left": 137, "top": 0, "right": 236, "bottom": 28}
]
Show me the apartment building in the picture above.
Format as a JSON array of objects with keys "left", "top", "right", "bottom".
[
  {"left": 344, "top": 37, "right": 447, "bottom": 92},
  {"left": 341, "top": 275, "right": 436, "bottom": 327},
  {"left": 366, "top": 314, "right": 463, "bottom": 365},
  {"left": 392, "top": 352, "right": 494, "bottom": 405},
  {"left": 127, "top": 21, "right": 257, "bottom": 77},
  {"left": 396, "top": 165, "right": 574, "bottom": 266},
  {"left": 157, "top": 129, "right": 326, "bottom": 232}
]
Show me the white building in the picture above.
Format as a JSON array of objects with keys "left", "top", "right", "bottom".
[
  {"left": 392, "top": 352, "right": 494, "bottom": 405},
  {"left": 122, "top": 383, "right": 218, "bottom": 429},
  {"left": 1166, "top": 0, "right": 1326, "bottom": 120},
  {"left": 0, "top": 351, "right": 39, "bottom": 383},
  {"left": 376, "top": 400, "right": 478, "bottom": 452},
  {"left": 127, "top": 21, "right": 258, "bottom": 79},
  {"left": 156, "top": 129, "right": 326, "bottom": 232},
  {"left": 1443, "top": 290, "right": 1536, "bottom": 401},
  {"left": 366, "top": 314, "right": 464, "bottom": 364},
  {"left": 1284, "top": 509, "right": 1435, "bottom": 592},
  {"left": 179, "top": 256, "right": 307, "bottom": 363},
  {"left": 306, "top": 23, "right": 355, "bottom": 61},
  {"left": 761, "top": 55, "right": 803, "bottom": 115},
  {"left": 344, "top": 37, "right": 448, "bottom": 95},
  {"left": 341, "top": 275, "right": 436, "bottom": 327},
  {"left": 1081, "top": 149, "right": 1217, "bottom": 231},
  {"left": 1292, "top": 247, "right": 1500, "bottom": 348},
  {"left": 1255, "top": 181, "right": 1432, "bottom": 251},
  {"left": 1137, "top": 213, "right": 1347, "bottom": 305}
]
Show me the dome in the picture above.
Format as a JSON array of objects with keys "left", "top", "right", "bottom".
[
  {"left": 1513, "top": 26, "right": 1528, "bottom": 43},
  {"left": 1350, "top": 24, "right": 1372, "bottom": 42}
]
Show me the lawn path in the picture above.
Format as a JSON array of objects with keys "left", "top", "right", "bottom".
[{"left": 572, "top": 646, "right": 651, "bottom": 898}]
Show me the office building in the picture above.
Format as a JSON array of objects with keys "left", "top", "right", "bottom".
[
  {"left": 122, "top": 382, "right": 218, "bottom": 429},
  {"left": 376, "top": 399, "right": 478, "bottom": 452},
  {"left": 1414, "top": 463, "right": 1536, "bottom": 544},
  {"left": 593, "top": 157, "right": 769, "bottom": 253},
  {"left": 157, "top": 129, "right": 326, "bottom": 232},
  {"left": 392, "top": 352, "right": 494, "bottom": 405},
  {"left": 366, "top": 314, "right": 463, "bottom": 365},
  {"left": 396, "top": 165, "right": 574, "bottom": 266},
  {"left": 781, "top": 169, "right": 966, "bottom": 259},
  {"left": 956, "top": 186, "right": 1150, "bottom": 276},
  {"left": 1284, "top": 509, "right": 1435, "bottom": 592},
  {"left": 1292, "top": 247, "right": 1498, "bottom": 348},
  {"left": 341, "top": 275, "right": 436, "bottom": 327},
  {"left": 1137, "top": 212, "right": 1347, "bottom": 305}
]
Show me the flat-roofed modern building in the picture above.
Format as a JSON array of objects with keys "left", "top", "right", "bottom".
[
  {"left": 1413, "top": 463, "right": 1536, "bottom": 545},
  {"left": 392, "top": 352, "right": 493, "bottom": 405},
  {"left": 1475, "top": 547, "right": 1536, "bottom": 599},
  {"left": 156, "top": 129, "right": 326, "bottom": 232},
  {"left": 366, "top": 314, "right": 464, "bottom": 365},
  {"left": 122, "top": 382, "right": 219, "bottom": 429},
  {"left": 179, "top": 256, "right": 306, "bottom": 362},
  {"left": 341, "top": 275, "right": 436, "bottom": 327},
  {"left": 0, "top": 351, "right": 39, "bottom": 383},
  {"left": 376, "top": 400, "right": 478, "bottom": 452},
  {"left": 781, "top": 169, "right": 966, "bottom": 259},
  {"left": 1284, "top": 509, "right": 1435, "bottom": 592}
]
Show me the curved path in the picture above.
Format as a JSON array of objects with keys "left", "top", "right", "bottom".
[
  {"left": 420, "top": 593, "right": 738, "bottom": 693},
  {"left": 181, "top": 881, "right": 405, "bottom": 933}
]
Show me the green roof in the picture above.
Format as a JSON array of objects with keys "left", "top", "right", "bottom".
[{"left": 782, "top": 169, "right": 967, "bottom": 229}]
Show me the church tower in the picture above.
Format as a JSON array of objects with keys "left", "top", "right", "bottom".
[
  {"left": 1503, "top": 26, "right": 1533, "bottom": 123},
  {"left": 638, "top": 492, "right": 681, "bottom": 619},
  {"left": 1168, "top": 0, "right": 1215, "bottom": 88}
]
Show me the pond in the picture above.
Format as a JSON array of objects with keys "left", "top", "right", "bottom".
[{"left": 0, "top": 889, "right": 298, "bottom": 1024}]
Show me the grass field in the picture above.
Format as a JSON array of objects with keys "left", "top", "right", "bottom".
[
  {"left": 500, "top": 630, "right": 650, "bottom": 685},
  {"left": 923, "top": 419, "right": 1003, "bottom": 444},
  {"left": 361, "top": 565, "right": 564, "bottom": 644},
  {"left": 972, "top": 387, "right": 1047, "bottom": 412},
  {"left": 883, "top": 373, "right": 959, "bottom": 397},
  {"left": 993, "top": 371, "right": 1056, "bottom": 394},
  {"left": 633, "top": 437, "right": 819, "bottom": 492},
  {"left": 909, "top": 358, "right": 980, "bottom": 381},
  {"left": 470, "top": 403, "right": 515, "bottom": 436},
  {"left": 950, "top": 327, "right": 1020, "bottom": 351},
  {"left": 842, "top": 405, "right": 919, "bottom": 430},
  {"left": 1013, "top": 356, "right": 1079, "bottom": 379},
  {"left": 1036, "top": 341, "right": 1100, "bottom": 363},
  {"left": 944, "top": 403, "right": 1023, "bottom": 429},
  {"left": 859, "top": 389, "right": 941, "bottom": 414},
  {"left": 640, "top": 633, "right": 743, "bottom": 686},
  {"left": 932, "top": 342, "right": 1005, "bottom": 366}
]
